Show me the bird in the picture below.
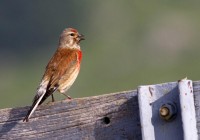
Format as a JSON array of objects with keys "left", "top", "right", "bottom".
[{"left": 23, "top": 28, "right": 84, "bottom": 122}]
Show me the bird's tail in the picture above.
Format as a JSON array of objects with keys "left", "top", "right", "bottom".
[{"left": 23, "top": 82, "right": 48, "bottom": 122}]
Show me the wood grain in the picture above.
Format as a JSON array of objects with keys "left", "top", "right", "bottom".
[
  {"left": 193, "top": 81, "right": 200, "bottom": 138},
  {"left": 0, "top": 90, "right": 142, "bottom": 140}
]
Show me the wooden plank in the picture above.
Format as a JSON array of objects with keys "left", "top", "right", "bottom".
[
  {"left": 193, "top": 81, "right": 200, "bottom": 139},
  {"left": 0, "top": 90, "right": 142, "bottom": 140},
  {"left": 1, "top": 80, "right": 200, "bottom": 140}
]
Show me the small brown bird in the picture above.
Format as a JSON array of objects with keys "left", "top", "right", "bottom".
[{"left": 23, "top": 28, "right": 84, "bottom": 122}]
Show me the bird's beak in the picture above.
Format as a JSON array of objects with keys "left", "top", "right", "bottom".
[{"left": 78, "top": 34, "right": 85, "bottom": 41}]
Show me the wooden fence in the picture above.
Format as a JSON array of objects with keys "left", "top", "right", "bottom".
[{"left": 0, "top": 80, "right": 199, "bottom": 140}]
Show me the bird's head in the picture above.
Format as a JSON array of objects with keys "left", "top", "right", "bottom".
[{"left": 59, "top": 28, "right": 85, "bottom": 49}]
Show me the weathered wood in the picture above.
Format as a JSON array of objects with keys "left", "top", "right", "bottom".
[
  {"left": 0, "top": 90, "right": 142, "bottom": 140},
  {"left": 1, "top": 80, "right": 200, "bottom": 140},
  {"left": 193, "top": 81, "right": 200, "bottom": 138}
]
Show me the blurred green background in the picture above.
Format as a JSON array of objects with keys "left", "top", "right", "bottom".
[{"left": 1, "top": 1, "right": 200, "bottom": 109}]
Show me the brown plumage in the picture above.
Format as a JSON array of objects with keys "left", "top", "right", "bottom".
[{"left": 23, "top": 28, "right": 84, "bottom": 122}]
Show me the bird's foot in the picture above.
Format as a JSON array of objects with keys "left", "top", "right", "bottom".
[{"left": 47, "top": 100, "right": 55, "bottom": 105}]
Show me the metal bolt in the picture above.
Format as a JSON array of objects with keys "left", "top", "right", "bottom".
[{"left": 159, "top": 102, "right": 177, "bottom": 121}]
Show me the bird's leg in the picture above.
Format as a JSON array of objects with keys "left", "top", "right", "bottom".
[
  {"left": 47, "top": 94, "right": 55, "bottom": 105},
  {"left": 61, "top": 93, "right": 72, "bottom": 100},
  {"left": 51, "top": 94, "right": 55, "bottom": 102},
  {"left": 47, "top": 94, "right": 55, "bottom": 104}
]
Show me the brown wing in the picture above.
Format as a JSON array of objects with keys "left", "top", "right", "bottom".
[
  {"left": 38, "top": 47, "right": 79, "bottom": 104},
  {"left": 23, "top": 48, "right": 79, "bottom": 122}
]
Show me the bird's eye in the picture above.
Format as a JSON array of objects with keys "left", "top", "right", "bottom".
[{"left": 70, "top": 33, "right": 75, "bottom": 36}]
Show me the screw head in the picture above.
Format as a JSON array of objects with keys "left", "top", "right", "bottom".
[{"left": 159, "top": 102, "right": 177, "bottom": 121}]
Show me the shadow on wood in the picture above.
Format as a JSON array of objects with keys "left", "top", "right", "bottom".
[{"left": 0, "top": 107, "right": 25, "bottom": 138}]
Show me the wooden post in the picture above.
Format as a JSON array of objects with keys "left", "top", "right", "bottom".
[
  {"left": 0, "top": 91, "right": 142, "bottom": 139},
  {"left": 0, "top": 80, "right": 200, "bottom": 140}
]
